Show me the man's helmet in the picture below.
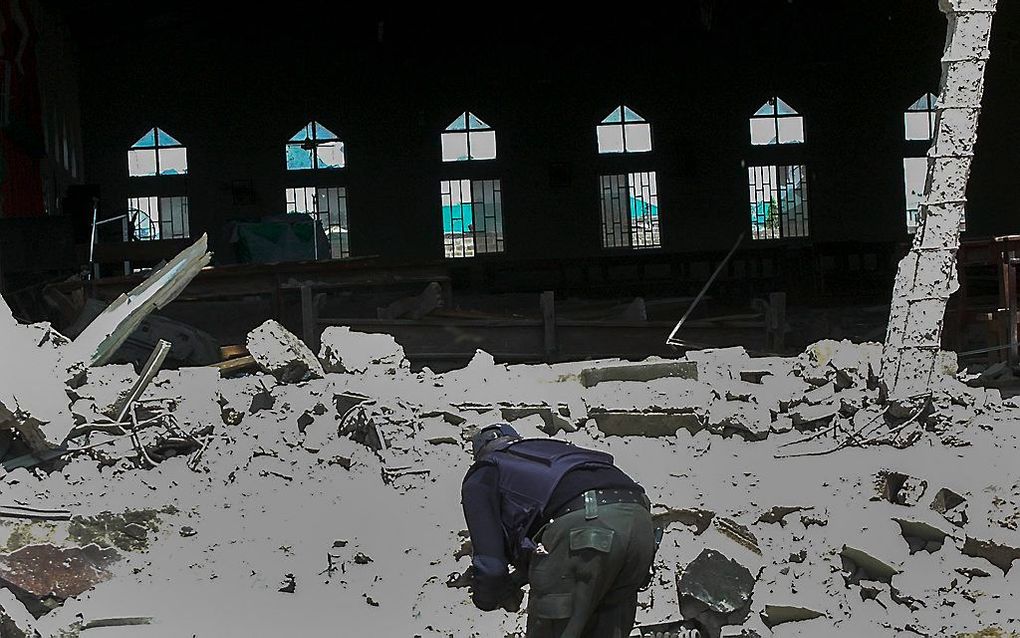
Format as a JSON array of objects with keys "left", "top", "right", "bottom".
[{"left": 471, "top": 422, "right": 521, "bottom": 460}]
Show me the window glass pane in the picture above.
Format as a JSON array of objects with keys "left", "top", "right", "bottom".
[
  {"left": 469, "top": 130, "right": 497, "bottom": 160},
  {"left": 290, "top": 123, "right": 313, "bottom": 142},
  {"left": 314, "top": 122, "right": 338, "bottom": 140},
  {"left": 597, "top": 125, "right": 625, "bottom": 153},
  {"left": 446, "top": 113, "right": 468, "bottom": 131},
  {"left": 286, "top": 144, "right": 313, "bottom": 170},
  {"left": 156, "top": 128, "right": 181, "bottom": 146},
  {"left": 774, "top": 98, "right": 797, "bottom": 115},
  {"left": 624, "top": 123, "right": 652, "bottom": 152},
  {"left": 753, "top": 101, "right": 774, "bottom": 117},
  {"left": 467, "top": 113, "right": 489, "bottom": 130},
  {"left": 133, "top": 129, "right": 157, "bottom": 148},
  {"left": 128, "top": 149, "right": 157, "bottom": 176},
  {"left": 158, "top": 147, "right": 188, "bottom": 175},
  {"left": 777, "top": 116, "right": 804, "bottom": 144},
  {"left": 128, "top": 196, "right": 160, "bottom": 240},
  {"left": 623, "top": 106, "right": 643, "bottom": 122},
  {"left": 317, "top": 141, "right": 345, "bottom": 169},
  {"left": 602, "top": 106, "right": 623, "bottom": 124},
  {"left": 442, "top": 132, "right": 469, "bottom": 162},
  {"left": 750, "top": 118, "right": 776, "bottom": 146},
  {"left": 904, "top": 112, "right": 931, "bottom": 141}
]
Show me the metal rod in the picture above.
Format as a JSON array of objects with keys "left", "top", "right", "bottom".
[{"left": 666, "top": 232, "right": 746, "bottom": 345}]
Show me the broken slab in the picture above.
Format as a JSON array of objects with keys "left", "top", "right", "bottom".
[
  {"left": 759, "top": 605, "right": 825, "bottom": 629},
  {"left": 893, "top": 518, "right": 950, "bottom": 554},
  {"left": 839, "top": 546, "right": 900, "bottom": 585},
  {"left": 652, "top": 507, "right": 715, "bottom": 535},
  {"left": 877, "top": 471, "right": 929, "bottom": 506},
  {"left": 318, "top": 326, "right": 407, "bottom": 374},
  {"left": 757, "top": 506, "right": 812, "bottom": 527},
  {"left": 0, "top": 543, "right": 120, "bottom": 617},
  {"left": 589, "top": 409, "right": 703, "bottom": 437},
  {"left": 64, "top": 234, "right": 212, "bottom": 369},
  {"left": 931, "top": 487, "right": 969, "bottom": 527},
  {"left": 714, "top": 517, "right": 761, "bottom": 555},
  {"left": 247, "top": 320, "right": 325, "bottom": 383},
  {"left": 961, "top": 536, "right": 1020, "bottom": 575},
  {"left": 676, "top": 549, "right": 755, "bottom": 637},
  {"left": 499, "top": 403, "right": 576, "bottom": 435},
  {"left": 705, "top": 400, "right": 770, "bottom": 442},
  {"left": 788, "top": 403, "right": 839, "bottom": 430},
  {"left": 577, "top": 359, "right": 698, "bottom": 388}
]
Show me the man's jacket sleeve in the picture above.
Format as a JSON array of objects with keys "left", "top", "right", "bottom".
[{"left": 462, "top": 465, "right": 513, "bottom": 611}]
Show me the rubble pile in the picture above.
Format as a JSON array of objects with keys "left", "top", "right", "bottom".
[{"left": 1, "top": 295, "right": 1019, "bottom": 637}]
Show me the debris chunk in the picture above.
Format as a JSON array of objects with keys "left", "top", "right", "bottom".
[
  {"left": 676, "top": 549, "right": 755, "bottom": 636},
  {"left": 931, "top": 487, "right": 968, "bottom": 527},
  {"left": 759, "top": 605, "right": 825, "bottom": 629},
  {"left": 318, "top": 326, "right": 407, "bottom": 374},
  {"left": 757, "top": 506, "right": 812, "bottom": 527},
  {"left": 577, "top": 360, "right": 698, "bottom": 388},
  {"left": 247, "top": 320, "right": 324, "bottom": 384},
  {"left": 839, "top": 546, "right": 899, "bottom": 585},
  {"left": 961, "top": 536, "right": 1020, "bottom": 575},
  {"left": 893, "top": 518, "right": 949, "bottom": 554},
  {"left": 0, "top": 543, "right": 120, "bottom": 617}
]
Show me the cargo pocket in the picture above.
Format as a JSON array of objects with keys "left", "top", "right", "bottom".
[
  {"left": 530, "top": 592, "right": 574, "bottom": 619},
  {"left": 569, "top": 527, "right": 614, "bottom": 554}
]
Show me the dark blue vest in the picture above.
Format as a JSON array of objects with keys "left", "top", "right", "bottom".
[{"left": 465, "top": 438, "right": 616, "bottom": 565}]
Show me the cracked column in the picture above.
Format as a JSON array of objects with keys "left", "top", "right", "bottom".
[{"left": 881, "top": 0, "right": 998, "bottom": 406}]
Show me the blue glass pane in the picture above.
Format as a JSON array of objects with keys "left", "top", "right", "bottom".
[
  {"left": 132, "top": 128, "right": 157, "bottom": 148},
  {"left": 623, "top": 106, "right": 643, "bottom": 122},
  {"left": 314, "top": 121, "right": 338, "bottom": 140},
  {"left": 467, "top": 113, "right": 489, "bottom": 130},
  {"left": 156, "top": 128, "right": 181, "bottom": 146},
  {"left": 602, "top": 107, "right": 623, "bottom": 124},
  {"left": 446, "top": 113, "right": 468, "bottom": 131},
  {"left": 753, "top": 101, "right": 775, "bottom": 117},
  {"left": 290, "top": 123, "right": 314, "bottom": 142},
  {"left": 442, "top": 204, "right": 473, "bottom": 233},
  {"left": 286, "top": 144, "right": 313, "bottom": 170},
  {"left": 907, "top": 93, "right": 936, "bottom": 112},
  {"left": 774, "top": 97, "right": 797, "bottom": 115},
  {"left": 630, "top": 197, "right": 658, "bottom": 219}
]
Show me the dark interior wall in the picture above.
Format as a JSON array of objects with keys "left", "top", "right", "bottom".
[{"left": 69, "top": 1, "right": 1018, "bottom": 264}]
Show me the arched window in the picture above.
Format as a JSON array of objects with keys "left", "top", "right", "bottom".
[
  {"left": 903, "top": 93, "right": 941, "bottom": 234},
  {"left": 747, "top": 98, "right": 808, "bottom": 239},
  {"left": 126, "top": 127, "right": 189, "bottom": 241},
  {"left": 283, "top": 121, "right": 350, "bottom": 258},
  {"left": 286, "top": 121, "right": 345, "bottom": 170},
  {"left": 597, "top": 106, "right": 652, "bottom": 154},
  {"left": 596, "top": 106, "right": 659, "bottom": 248},
  {"left": 749, "top": 97, "right": 804, "bottom": 146},
  {"left": 128, "top": 127, "right": 188, "bottom": 176},
  {"left": 904, "top": 93, "right": 937, "bottom": 142},
  {"left": 441, "top": 112, "right": 496, "bottom": 162},
  {"left": 439, "top": 112, "right": 502, "bottom": 257}
]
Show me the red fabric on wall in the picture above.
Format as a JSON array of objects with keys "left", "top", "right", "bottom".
[{"left": 0, "top": 0, "right": 45, "bottom": 218}]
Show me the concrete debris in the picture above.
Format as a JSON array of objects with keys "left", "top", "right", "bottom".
[
  {"left": 931, "top": 487, "right": 969, "bottom": 527},
  {"left": 0, "top": 543, "right": 120, "bottom": 617},
  {"left": 577, "top": 359, "right": 698, "bottom": 388},
  {"left": 759, "top": 605, "right": 825, "bottom": 629},
  {"left": 65, "top": 234, "right": 212, "bottom": 369},
  {"left": 881, "top": 0, "right": 999, "bottom": 404},
  {"left": 676, "top": 549, "right": 755, "bottom": 637},
  {"left": 839, "top": 546, "right": 899, "bottom": 585},
  {"left": 788, "top": 403, "right": 839, "bottom": 430},
  {"left": 705, "top": 401, "right": 770, "bottom": 442},
  {"left": 961, "top": 537, "right": 1020, "bottom": 575},
  {"left": 318, "top": 326, "right": 408, "bottom": 374},
  {"left": 757, "top": 506, "right": 812, "bottom": 527},
  {"left": 893, "top": 519, "right": 949, "bottom": 554},
  {"left": 246, "top": 320, "right": 325, "bottom": 383},
  {"left": 738, "top": 369, "right": 772, "bottom": 384},
  {"left": 713, "top": 517, "right": 761, "bottom": 555},
  {"left": 652, "top": 507, "right": 715, "bottom": 536},
  {"left": 499, "top": 404, "right": 576, "bottom": 435},
  {"left": 878, "top": 471, "right": 929, "bottom": 506},
  {"left": 589, "top": 408, "right": 703, "bottom": 437}
]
